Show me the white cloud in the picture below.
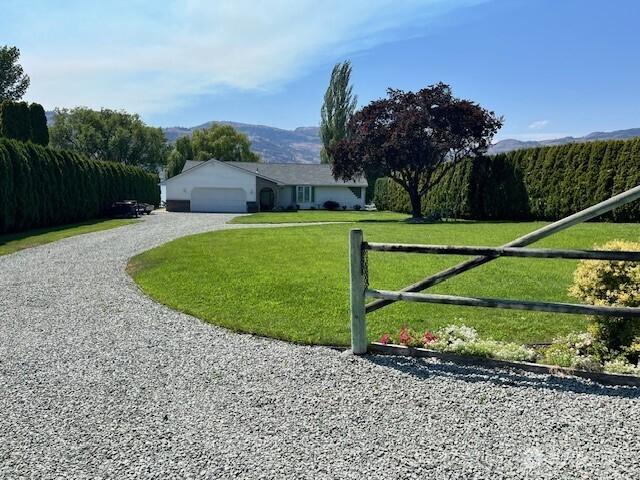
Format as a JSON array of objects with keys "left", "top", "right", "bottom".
[
  {"left": 10, "top": 0, "right": 486, "bottom": 114},
  {"left": 528, "top": 120, "right": 549, "bottom": 130}
]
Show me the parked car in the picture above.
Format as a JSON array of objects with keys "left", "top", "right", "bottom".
[{"left": 109, "top": 200, "right": 145, "bottom": 218}]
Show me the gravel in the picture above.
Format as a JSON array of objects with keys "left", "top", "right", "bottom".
[{"left": 1, "top": 212, "right": 639, "bottom": 479}]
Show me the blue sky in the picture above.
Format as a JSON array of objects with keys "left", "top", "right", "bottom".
[{"left": 2, "top": 0, "right": 639, "bottom": 140}]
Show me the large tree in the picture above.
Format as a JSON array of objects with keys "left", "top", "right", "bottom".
[
  {"left": 191, "top": 123, "right": 259, "bottom": 162},
  {"left": 319, "top": 61, "right": 357, "bottom": 164},
  {"left": 0, "top": 46, "right": 30, "bottom": 102},
  {"left": 329, "top": 83, "right": 503, "bottom": 218},
  {"left": 49, "top": 107, "right": 168, "bottom": 172}
]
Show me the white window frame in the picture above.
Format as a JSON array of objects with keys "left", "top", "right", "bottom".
[{"left": 296, "top": 185, "right": 311, "bottom": 203}]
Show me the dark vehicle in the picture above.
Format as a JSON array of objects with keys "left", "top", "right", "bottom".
[
  {"left": 137, "top": 203, "right": 154, "bottom": 215},
  {"left": 109, "top": 200, "right": 141, "bottom": 218}
]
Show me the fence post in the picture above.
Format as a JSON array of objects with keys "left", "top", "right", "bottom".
[{"left": 349, "top": 229, "right": 367, "bottom": 354}]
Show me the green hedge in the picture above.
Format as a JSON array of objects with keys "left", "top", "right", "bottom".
[
  {"left": 0, "top": 138, "right": 160, "bottom": 234},
  {"left": 374, "top": 138, "right": 640, "bottom": 222}
]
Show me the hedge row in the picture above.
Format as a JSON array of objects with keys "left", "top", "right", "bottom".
[
  {"left": 0, "top": 138, "right": 160, "bottom": 234},
  {"left": 0, "top": 101, "right": 49, "bottom": 145},
  {"left": 374, "top": 138, "right": 640, "bottom": 222}
]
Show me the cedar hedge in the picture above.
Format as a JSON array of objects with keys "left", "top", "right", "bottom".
[
  {"left": 0, "top": 138, "right": 160, "bottom": 234},
  {"left": 374, "top": 138, "right": 640, "bottom": 222},
  {"left": 0, "top": 101, "right": 49, "bottom": 145}
]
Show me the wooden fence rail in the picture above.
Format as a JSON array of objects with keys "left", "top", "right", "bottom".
[{"left": 349, "top": 184, "right": 640, "bottom": 354}]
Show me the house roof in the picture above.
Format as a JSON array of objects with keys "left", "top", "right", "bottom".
[
  {"left": 175, "top": 160, "right": 367, "bottom": 187},
  {"left": 227, "top": 162, "right": 367, "bottom": 187}
]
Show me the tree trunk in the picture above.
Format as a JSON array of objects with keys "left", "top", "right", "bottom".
[{"left": 408, "top": 187, "right": 422, "bottom": 218}]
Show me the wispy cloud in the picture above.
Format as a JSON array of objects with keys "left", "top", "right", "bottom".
[
  {"left": 2, "top": 0, "right": 486, "bottom": 114},
  {"left": 528, "top": 120, "right": 549, "bottom": 130}
]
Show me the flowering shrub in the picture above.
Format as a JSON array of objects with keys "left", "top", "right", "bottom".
[
  {"left": 541, "top": 332, "right": 608, "bottom": 371},
  {"left": 422, "top": 331, "right": 438, "bottom": 345},
  {"left": 604, "top": 358, "right": 640, "bottom": 375},
  {"left": 377, "top": 324, "right": 535, "bottom": 362},
  {"left": 569, "top": 240, "right": 640, "bottom": 350}
]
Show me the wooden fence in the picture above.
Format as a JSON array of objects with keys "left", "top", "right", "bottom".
[{"left": 349, "top": 185, "right": 640, "bottom": 354}]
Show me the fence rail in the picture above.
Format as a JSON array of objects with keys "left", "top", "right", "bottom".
[{"left": 349, "top": 184, "right": 640, "bottom": 354}]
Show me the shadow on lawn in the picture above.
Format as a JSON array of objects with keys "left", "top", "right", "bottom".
[{"left": 366, "top": 354, "right": 640, "bottom": 399}]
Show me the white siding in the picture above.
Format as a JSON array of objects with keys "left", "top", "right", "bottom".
[
  {"left": 165, "top": 161, "right": 257, "bottom": 203},
  {"left": 314, "top": 186, "right": 365, "bottom": 209}
]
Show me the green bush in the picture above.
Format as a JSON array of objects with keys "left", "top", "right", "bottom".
[
  {"left": 373, "top": 138, "right": 640, "bottom": 221},
  {"left": 29, "top": 103, "right": 49, "bottom": 146},
  {"left": 0, "top": 138, "right": 159, "bottom": 234},
  {"left": 569, "top": 240, "right": 640, "bottom": 350},
  {"left": 0, "top": 101, "right": 31, "bottom": 142}
]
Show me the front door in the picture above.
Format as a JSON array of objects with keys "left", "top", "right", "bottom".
[{"left": 259, "top": 188, "right": 275, "bottom": 211}]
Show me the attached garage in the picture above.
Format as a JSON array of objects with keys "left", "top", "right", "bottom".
[{"left": 191, "top": 187, "right": 247, "bottom": 213}]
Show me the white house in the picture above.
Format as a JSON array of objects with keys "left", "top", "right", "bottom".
[{"left": 163, "top": 159, "right": 368, "bottom": 213}]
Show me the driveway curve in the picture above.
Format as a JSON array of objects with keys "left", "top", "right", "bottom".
[{"left": 1, "top": 212, "right": 639, "bottom": 479}]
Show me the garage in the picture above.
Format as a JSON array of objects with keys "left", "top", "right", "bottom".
[{"left": 190, "top": 187, "right": 247, "bottom": 213}]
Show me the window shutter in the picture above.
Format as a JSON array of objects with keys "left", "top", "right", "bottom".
[
  {"left": 311, "top": 187, "right": 315, "bottom": 202},
  {"left": 292, "top": 186, "right": 297, "bottom": 203}
]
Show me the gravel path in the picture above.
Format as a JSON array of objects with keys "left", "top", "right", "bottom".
[{"left": 1, "top": 212, "right": 639, "bottom": 479}]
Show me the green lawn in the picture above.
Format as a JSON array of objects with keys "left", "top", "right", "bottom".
[
  {"left": 0, "top": 218, "right": 138, "bottom": 257},
  {"left": 230, "top": 210, "right": 408, "bottom": 224},
  {"left": 129, "top": 221, "right": 640, "bottom": 346}
]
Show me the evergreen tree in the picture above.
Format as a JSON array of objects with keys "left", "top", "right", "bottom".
[
  {"left": 319, "top": 61, "right": 357, "bottom": 164},
  {"left": 29, "top": 103, "right": 49, "bottom": 145}
]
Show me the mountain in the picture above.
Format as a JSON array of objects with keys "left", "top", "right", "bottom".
[
  {"left": 488, "top": 128, "right": 640, "bottom": 154},
  {"left": 163, "top": 121, "right": 322, "bottom": 164}
]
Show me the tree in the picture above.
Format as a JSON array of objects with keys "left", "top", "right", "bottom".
[
  {"left": 166, "top": 149, "right": 186, "bottom": 178},
  {"left": 320, "top": 61, "right": 357, "bottom": 164},
  {"left": 49, "top": 107, "right": 168, "bottom": 172},
  {"left": 329, "top": 83, "right": 503, "bottom": 218},
  {"left": 191, "top": 123, "right": 259, "bottom": 162},
  {"left": 29, "top": 103, "right": 49, "bottom": 145},
  {"left": 0, "top": 101, "right": 30, "bottom": 141},
  {"left": 0, "top": 46, "right": 30, "bottom": 102},
  {"left": 175, "top": 135, "right": 193, "bottom": 160}
]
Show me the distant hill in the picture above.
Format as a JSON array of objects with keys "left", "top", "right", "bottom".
[
  {"left": 488, "top": 128, "right": 640, "bottom": 154},
  {"left": 163, "top": 121, "right": 322, "bottom": 164},
  {"left": 47, "top": 110, "right": 640, "bottom": 162}
]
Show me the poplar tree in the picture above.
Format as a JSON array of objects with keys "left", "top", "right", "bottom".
[{"left": 319, "top": 61, "right": 357, "bottom": 164}]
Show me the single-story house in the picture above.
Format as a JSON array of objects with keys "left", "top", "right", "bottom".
[{"left": 163, "top": 159, "right": 368, "bottom": 213}]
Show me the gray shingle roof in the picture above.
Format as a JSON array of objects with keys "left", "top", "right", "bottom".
[
  {"left": 181, "top": 160, "right": 367, "bottom": 186},
  {"left": 227, "top": 162, "right": 367, "bottom": 186}
]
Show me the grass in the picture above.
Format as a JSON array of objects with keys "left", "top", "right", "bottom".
[
  {"left": 129, "top": 221, "right": 640, "bottom": 347},
  {"left": 230, "top": 210, "right": 408, "bottom": 224},
  {"left": 0, "top": 218, "right": 138, "bottom": 257}
]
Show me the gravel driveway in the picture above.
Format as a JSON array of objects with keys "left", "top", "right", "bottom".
[{"left": 1, "top": 212, "right": 638, "bottom": 479}]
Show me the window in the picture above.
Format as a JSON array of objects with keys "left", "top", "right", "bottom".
[
  {"left": 348, "top": 187, "right": 362, "bottom": 198},
  {"left": 296, "top": 186, "right": 312, "bottom": 203}
]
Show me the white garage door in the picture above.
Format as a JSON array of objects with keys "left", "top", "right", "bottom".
[{"left": 191, "top": 187, "right": 247, "bottom": 213}]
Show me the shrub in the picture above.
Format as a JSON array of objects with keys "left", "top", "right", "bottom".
[
  {"left": 354, "top": 204, "right": 362, "bottom": 211},
  {"left": 373, "top": 138, "right": 640, "bottom": 222},
  {"left": 541, "top": 332, "right": 607, "bottom": 371},
  {"left": 323, "top": 200, "right": 339, "bottom": 211},
  {"left": 28, "top": 103, "right": 49, "bottom": 146},
  {"left": 0, "top": 138, "right": 159, "bottom": 234},
  {"left": 569, "top": 240, "right": 640, "bottom": 349},
  {"left": 0, "top": 101, "right": 31, "bottom": 142},
  {"left": 603, "top": 358, "right": 640, "bottom": 375}
]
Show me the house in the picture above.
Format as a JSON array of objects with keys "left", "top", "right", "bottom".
[{"left": 163, "top": 159, "right": 368, "bottom": 213}]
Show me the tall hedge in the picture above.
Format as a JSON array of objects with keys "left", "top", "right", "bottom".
[
  {"left": 0, "top": 101, "right": 31, "bottom": 142},
  {"left": 374, "top": 138, "right": 640, "bottom": 222},
  {"left": 0, "top": 138, "right": 160, "bottom": 234},
  {"left": 28, "top": 103, "right": 49, "bottom": 146}
]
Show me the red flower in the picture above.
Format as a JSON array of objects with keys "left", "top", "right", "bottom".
[
  {"left": 399, "top": 327, "right": 412, "bottom": 345},
  {"left": 422, "top": 331, "right": 438, "bottom": 346},
  {"left": 379, "top": 333, "right": 391, "bottom": 345}
]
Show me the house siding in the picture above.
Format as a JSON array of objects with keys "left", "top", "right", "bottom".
[{"left": 165, "top": 161, "right": 258, "bottom": 207}]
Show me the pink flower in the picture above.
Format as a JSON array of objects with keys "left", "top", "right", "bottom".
[
  {"left": 399, "top": 327, "right": 412, "bottom": 345},
  {"left": 422, "top": 331, "right": 438, "bottom": 346},
  {"left": 379, "top": 333, "right": 391, "bottom": 345}
]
